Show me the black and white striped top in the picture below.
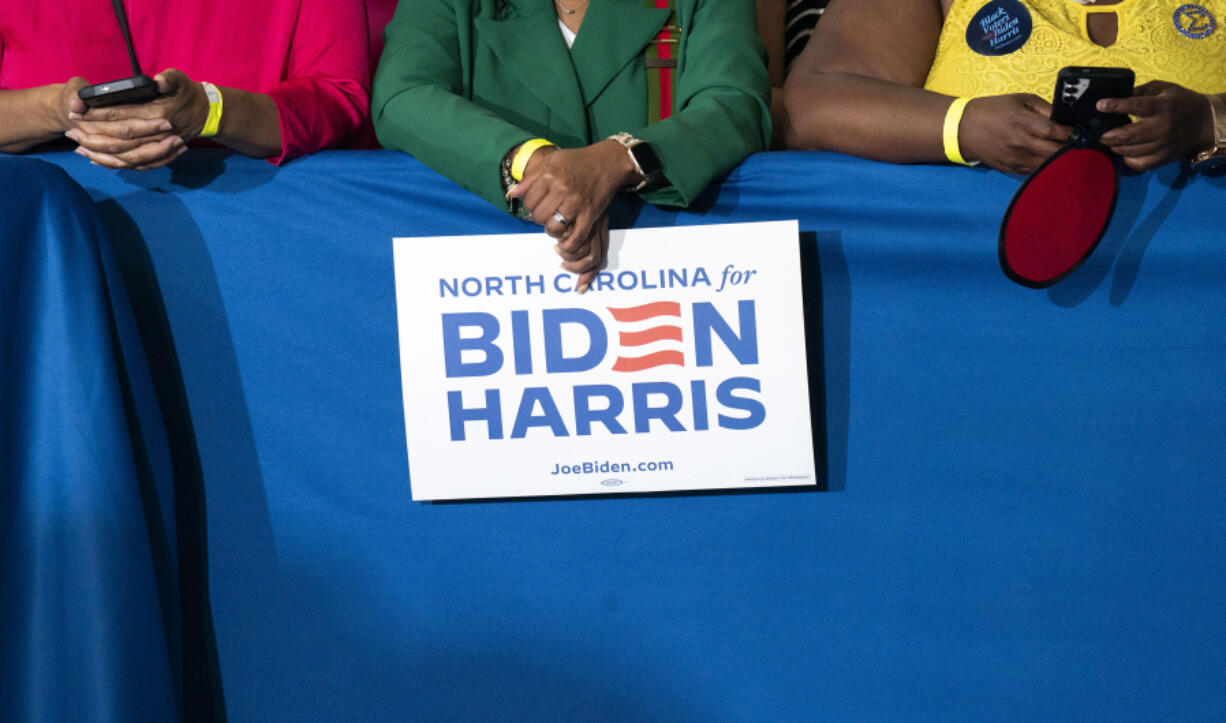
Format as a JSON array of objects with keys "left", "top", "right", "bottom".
[{"left": 785, "top": 0, "right": 830, "bottom": 70}]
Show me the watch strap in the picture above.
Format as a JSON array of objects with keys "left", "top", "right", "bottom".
[{"left": 608, "top": 132, "right": 661, "bottom": 192}]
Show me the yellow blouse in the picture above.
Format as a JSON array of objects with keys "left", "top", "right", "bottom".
[{"left": 924, "top": 0, "right": 1226, "bottom": 97}]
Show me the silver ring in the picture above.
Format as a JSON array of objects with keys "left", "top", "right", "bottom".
[{"left": 552, "top": 211, "right": 569, "bottom": 226}]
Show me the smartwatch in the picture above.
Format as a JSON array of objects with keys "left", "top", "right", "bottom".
[{"left": 608, "top": 133, "right": 663, "bottom": 191}]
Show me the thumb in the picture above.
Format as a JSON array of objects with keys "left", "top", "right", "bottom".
[
  {"left": 154, "top": 69, "right": 184, "bottom": 95},
  {"left": 66, "top": 77, "right": 90, "bottom": 116}
]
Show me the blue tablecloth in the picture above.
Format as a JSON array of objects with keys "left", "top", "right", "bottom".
[
  {"left": 14, "top": 149, "right": 1226, "bottom": 720},
  {"left": 1, "top": 158, "right": 176, "bottom": 720}
]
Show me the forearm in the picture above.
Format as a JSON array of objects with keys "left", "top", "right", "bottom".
[
  {"left": 212, "top": 86, "right": 283, "bottom": 159},
  {"left": 373, "top": 0, "right": 537, "bottom": 208},
  {"left": 783, "top": 71, "right": 952, "bottom": 163},
  {"left": 375, "top": 84, "right": 537, "bottom": 208},
  {"left": 635, "top": 89, "right": 770, "bottom": 206},
  {"left": 0, "top": 86, "right": 68, "bottom": 153}
]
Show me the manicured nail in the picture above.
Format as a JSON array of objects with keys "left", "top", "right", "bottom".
[
  {"left": 576, "top": 283, "right": 589, "bottom": 294},
  {"left": 74, "top": 147, "right": 87, "bottom": 156},
  {"left": 65, "top": 129, "right": 80, "bottom": 142}
]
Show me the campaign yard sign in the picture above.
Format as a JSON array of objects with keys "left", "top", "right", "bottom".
[{"left": 392, "top": 220, "right": 816, "bottom": 500}]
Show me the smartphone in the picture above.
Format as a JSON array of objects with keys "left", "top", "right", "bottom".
[
  {"left": 78, "top": 74, "right": 160, "bottom": 108},
  {"left": 1051, "top": 66, "right": 1134, "bottom": 135}
]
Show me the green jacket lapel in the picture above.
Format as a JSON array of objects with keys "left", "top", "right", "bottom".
[
  {"left": 474, "top": 4, "right": 588, "bottom": 138},
  {"left": 570, "top": 0, "right": 671, "bottom": 106}
]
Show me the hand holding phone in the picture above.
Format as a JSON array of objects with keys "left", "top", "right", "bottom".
[
  {"left": 1051, "top": 66, "right": 1135, "bottom": 138},
  {"left": 1097, "top": 80, "right": 1218, "bottom": 172},
  {"left": 78, "top": 74, "right": 161, "bottom": 108},
  {"left": 69, "top": 70, "right": 213, "bottom": 170}
]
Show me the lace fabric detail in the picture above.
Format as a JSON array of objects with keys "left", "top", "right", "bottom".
[{"left": 925, "top": 0, "right": 1226, "bottom": 97}]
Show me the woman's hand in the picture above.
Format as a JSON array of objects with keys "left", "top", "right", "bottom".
[
  {"left": 507, "top": 140, "right": 638, "bottom": 292},
  {"left": 559, "top": 213, "right": 610, "bottom": 293},
  {"left": 68, "top": 69, "right": 206, "bottom": 169},
  {"left": 59, "top": 77, "right": 92, "bottom": 127},
  {"left": 960, "top": 93, "right": 1072, "bottom": 174},
  {"left": 1097, "top": 81, "right": 1214, "bottom": 172}
]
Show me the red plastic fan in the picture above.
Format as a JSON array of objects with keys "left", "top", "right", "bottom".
[{"left": 999, "top": 143, "right": 1121, "bottom": 288}]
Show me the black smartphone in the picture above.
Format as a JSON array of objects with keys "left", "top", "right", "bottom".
[
  {"left": 1051, "top": 66, "right": 1135, "bottom": 135},
  {"left": 78, "top": 74, "right": 160, "bottom": 108}
]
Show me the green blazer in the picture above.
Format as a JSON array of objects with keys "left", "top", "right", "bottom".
[{"left": 372, "top": 0, "right": 771, "bottom": 209}]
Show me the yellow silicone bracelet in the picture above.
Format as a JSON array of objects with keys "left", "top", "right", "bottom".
[
  {"left": 510, "top": 138, "right": 555, "bottom": 182},
  {"left": 200, "top": 82, "right": 223, "bottom": 138},
  {"left": 942, "top": 97, "right": 974, "bottom": 166}
]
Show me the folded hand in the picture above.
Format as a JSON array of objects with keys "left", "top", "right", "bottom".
[
  {"left": 67, "top": 69, "right": 207, "bottom": 170},
  {"left": 507, "top": 141, "right": 636, "bottom": 292}
]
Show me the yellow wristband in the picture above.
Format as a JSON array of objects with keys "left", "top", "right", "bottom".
[
  {"left": 510, "top": 138, "right": 555, "bottom": 182},
  {"left": 942, "top": 97, "right": 975, "bottom": 167},
  {"left": 200, "top": 82, "right": 223, "bottom": 138}
]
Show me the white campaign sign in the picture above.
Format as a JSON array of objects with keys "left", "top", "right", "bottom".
[{"left": 392, "top": 220, "right": 816, "bottom": 500}]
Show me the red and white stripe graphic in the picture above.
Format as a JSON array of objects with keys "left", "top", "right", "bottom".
[{"left": 606, "top": 301, "right": 684, "bottom": 372}]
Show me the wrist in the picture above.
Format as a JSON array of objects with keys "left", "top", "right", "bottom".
[
  {"left": 1189, "top": 93, "right": 1226, "bottom": 167},
  {"left": 605, "top": 133, "right": 664, "bottom": 191},
  {"left": 508, "top": 138, "right": 557, "bottom": 181},
  {"left": 943, "top": 97, "right": 979, "bottom": 166},
  {"left": 598, "top": 138, "right": 641, "bottom": 188},
  {"left": 193, "top": 81, "right": 217, "bottom": 140},
  {"left": 197, "top": 82, "right": 224, "bottom": 140},
  {"left": 49, "top": 84, "right": 73, "bottom": 133},
  {"left": 521, "top": 144, "right": 557, "bottom": 178}
]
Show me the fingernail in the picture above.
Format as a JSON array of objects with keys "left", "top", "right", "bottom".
[
  {"left": 65, "top": 129, "right": 79, "bottom": 141},
  {"left": 74, "top": 147, "right": 87, "bottom": 156},
  {"left": 68, "top": 112, "right": 83, "bottom": 120},
  {"left": 576, "top": 283, "right": 589, "bottom": 294},
  {"left": 159, "top": 121, "right": 172, "bottom": 131},
  {"left": 505, "top": 183, "right": 518, "bottom": 199}
]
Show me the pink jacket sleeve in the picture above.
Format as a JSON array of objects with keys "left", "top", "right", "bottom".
[{"left": 265, "top": 0, "right": 371, "bottom": 164}]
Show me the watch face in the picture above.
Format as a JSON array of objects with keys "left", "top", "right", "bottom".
[{"left": 630, "top": 141, "right": 663, "bottom": 179}]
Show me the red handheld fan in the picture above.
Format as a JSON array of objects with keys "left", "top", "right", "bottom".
[{"left": 998, "top": 136, "right": 1121, "bottom": 288}]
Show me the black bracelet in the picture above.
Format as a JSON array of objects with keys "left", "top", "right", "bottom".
[
  {"left": 499, "top": 148, "right": 525, "bottom": 217},
  {"left": 497, "top": 146, "right": 517, "bottom": 215}
]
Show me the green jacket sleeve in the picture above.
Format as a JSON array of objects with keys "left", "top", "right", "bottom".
[
  {"left": 372, "top": 0, "right": 532, "bottom": 209},
  {"left": 633, "top": 0, "right": 772, "bottom": 207}
]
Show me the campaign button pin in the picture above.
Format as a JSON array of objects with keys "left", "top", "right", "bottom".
[{"left": 966, "top": 0, "right": 1033, "bottom": 56}]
